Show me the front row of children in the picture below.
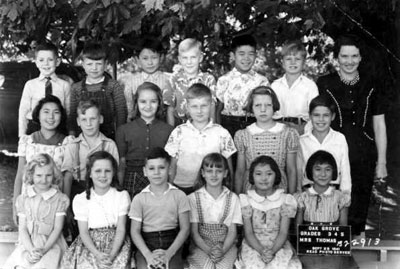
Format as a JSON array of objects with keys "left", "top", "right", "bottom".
[{"left": 5, "top": 146, "right": 348, "bottom": 269}]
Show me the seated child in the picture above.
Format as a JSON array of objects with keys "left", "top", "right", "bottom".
[
  {"left": 235, "top": 156, "right": 301, "bottom": 269},
  {"left": 164, "top": 38, "right": 216, "bottom": 126},
  {"left": 187, "top": 153, "right": 242, "bottom": 269},
  {"left": 62, "top": 151, "right": 132, "bottom": 268},
  {"left": 5, "top": 153, "right": 69, "bottom": 269},
  {"left": 295, "top": 150, "right": 350, "bottom": 269},
  {"left": 165, "top": 83, "right": 236, "bottom": 194},
  {"left": 271, "top": 40, "right": 318, "bottom": 135},
  {"left": 130, "top": 147, "right": 190, "bottom": 269}
]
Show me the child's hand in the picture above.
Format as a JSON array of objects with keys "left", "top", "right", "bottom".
[
  {"left": 95, "top": 251, "right": 111, "bottom": 268},
  {"left": 209, "top": 244, "right": 223, "bottom": 263},
  {"left": 26, "top": 248, "right": 44, "bottom": 264},
  {"left": 145, "top": 250, "right": 165, "bottom": 269},
  {"left": 260, "top": 248, "right": 274, "bottom": 264}
]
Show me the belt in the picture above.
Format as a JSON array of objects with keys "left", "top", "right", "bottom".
[
  {"left": 278, "top": 117, "right": 306, "bottom": 125},
  {"left": 221, "top": 114, "right": 254, "bottom": 123},
  {"left": 142, "top": 228, "right": 178, "bottom": 238}
]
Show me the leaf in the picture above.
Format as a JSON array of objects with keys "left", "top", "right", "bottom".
[
  {"left": 161, "top": 18, "right": 173, "bottom": 37},
  {"left": 142, "top": 0, "right": 164, "bottom": 12},
  {"left": 118, "top": 4, "right": 130, "bottom": 19},
  {"left": 77, "top": 4, "right": 95, "bottom": 28},
  {"left": 7, "top": 3, "right": 19, "bottom": 21},
  {"left": 102, "top": 0, "right": 111, "bottom": 7},
  {"left": 122, "top": 16, "right": 142, "bottom": 34},
  {"left": 72, "top": 0, "right": 83, "bottom": 7},
  {"left": 104, "top": 7, "right": 114, "bottom": 26},
  {"left": 46, "top": 0, "right": 56, "bottom": 8}
]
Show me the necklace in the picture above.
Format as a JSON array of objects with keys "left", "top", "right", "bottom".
[{"left": 338, "top": 71, "right": 360, "bottom": 86}]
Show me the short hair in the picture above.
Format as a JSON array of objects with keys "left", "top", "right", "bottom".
[
  {"left": 281, "top": 40, "right": 306, "bottom": 59},
  {"left": 35, "top": 42, "right": 58, "bottom": 58},
  {"left": 305, "top": 150, "right": 338, "bottom": 182},
  {"left": 85, "top": 151, "right": 121, "bottom": 199},
  {"left": 77, "top": 99, "right": 102, "bottom": 116},
  {"left": 309, "top": 94, "right": 336, "bottom": 114},
  {"left": 133, "top": 82, "right": 164, "bottom": 119},
  {"left": 243, "top": 86, "right": 280, "bottom": 113},
  {"left": 24, "top": 153, "right": 62, "bottom": 186},
  {"left": 333, "top": 34, "right": 363, "bottom": 58},
  {"left": 231, "top": 34, "right": 257, "bottom": 52},
  {"left": 185, "top": 83, "right": 212, "bottom": 101},
  {"left": 145, "top": 147, "right": 171, "bottom": 165},
  {"left": 196, "top": 153, "right": 231, "bottom": 189},
  {"left": 81, "top": 42, "right": 107, "bottom": 61},
  {"left": 248, "top": 155, "right": 281, "bottom": 187},
  {"left": 32, "top": 95, "right": 68, "bottom": 135},
  {"left": 138, "top": 37, "right": 164, "bottom": 55},
  {"left": 178, "top": 38, "right": 202, "bottom": 54}
]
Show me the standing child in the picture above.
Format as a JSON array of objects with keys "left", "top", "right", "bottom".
[
  {"left": 5, "top": 153, "right": 69, "bottom": 269},
  {"left": 116, "top": 82, "right": 174, "bottom": 197},
  {"left": 18, "top": 42, "right": 71, "bottom": 136},
  {"left": 62, "top": 151, "right": 132, "bottom": 269},
  {"left": 130, "top": 147, "right": 190, "bottom": 269},
  {"left": 187, "top": 153, "right": 242, "bottom": 269},
  {"left": 165, "top": 83, "right": 236, "bottom": 194},
  {"left": 164, "top": 38, "right": 216, "bottom": 126},
  {"left": 69, "top": 42, "right": 127, "bottom": 139},
  {"left": 271, "top": 40, "right": 319, "bottom": 135},
  {"left": 236, "top": 156, "right": 301, "bottom": 269},
  {"left": 295, "top": 150, "right": 350, "bottom": 269},
  {"left": 234, "top": 86, "right": 299, "bottom": 194}
]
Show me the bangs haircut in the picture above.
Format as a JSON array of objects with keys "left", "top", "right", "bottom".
[
  {"left": 32, "top": 95, "right": 68, "bottom": 135},
  {"left": 81, "top": 42, "right": 107, "bottom": 61},
  {"left": 35, "top": 42, "right": 58, "bottom": 58},
  {"left": 138, "top": 37, "right": 164, "bottom": 55},
  {"left": 243, "top": 86, "right": 280, "bottom": 113},
  {"left": 305, "top": 150, "right": 338, "bottom": 182},
  {"left": 185, "top": 83, "right": 212, "bottom": 101},
  {"left": 145, "top": 147, "right": 171, "bottom": 165},
  {"left": 281, "top": 40, "right": 306, "bottom": 59},
  {"left": 333, "top": 34, "right": 363, "bottom": 58},
  {"left": 77, "top": 99, "right": 102, "bottom": 116},
  {"left": 196, "top": 153, "right": 230, "bottom": 189},
  {"left": 133, "top": 82, "right": 164, "bottom": 119},
  {"left": 178, "top": 38, "right": 202, "bottom": 54},
  {"left": 248, "top": 155, "right": 281, "bottom": 186},
  {"left": 231, "top": 34, "right": 257, "bottom": 52},
  {"left": 24, "top": 153, "right": 62, "bottom": 186},
  {"left": 309, "top": 94, "right": 336, "bottom": 114}
]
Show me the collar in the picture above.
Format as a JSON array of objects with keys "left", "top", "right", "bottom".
[
  {"left": 136, "top": 117, "right": 158, "bottom": 126},
  {"left": 247, "top": 188, "right": 284, "bottom": 202},
  {"left": 308, "top": 185, "right": 335, "bottom": 196},
  {"left": 26, "top": 185, "right": 58, "bottom": 200},
  {"left": 176, "top": 70, "right": 204, "bottom": 82},
  {"left": 186, "top": 120, "right": 214, "bottom": 132},
  {"left": 39, "top": 73, "right": 58, "bottom": 81},
  {"left": 198, "top": 186, "right": 230, "bottom": 200},
  {"left": 85, "top": 76, "right": 105, "bottom": 85},
  {"left": 75, "top": 132, "right": 111, "bottom": 144},
  {"left": 231, "top": 67, "right": 256, "bottom": 77},
  {"left": 303, "top": 127, "right": 334, "bottom": 141},
  {"left": 141, "top": 70, "right": 162, "bottom": 80},
  {"left": 279, "top": 74, "right": 305, "bottom": 86},
  {"left": 246, "top": 122, "right": 284, "bottom": 135},
  {"left": 142, "top": 183, "right": 177, "bottom": 195}
]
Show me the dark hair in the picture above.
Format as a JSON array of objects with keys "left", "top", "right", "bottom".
[
  {"left": 281, "top": 40, "right": 306, "bottom": 59},
  {"left": 196, "top": 153, "right": 230, "bottom": 189},
  {"left": 185, "top": 83, "right": 212, "bottom": 100},
  {"left": 77, "top": 99, "right": 102, "bottom": 116},
  {"left": 309, "top": 94, "right": 336, "bottom": 114},
  {"left": 35, "top": 42, "right": 58, "bottom": 58},
  {"left": 81, "top": 42, "right": 107, "bottom": 61},
  {"left": 305, "top": 150, "right": 338, "bottom": 182},
  {"left": 231, "top": 34, "right": 257, "bottom": 52},
  {"left": 145, "top": 147, "right": 171, "bottom": 165},
  {"left": 138, "top": 37, "right": 164, "bottom": 55},
  {"left": 333, "top": 34, "right": 363, "bottom": 58},
  {"left": 248, "top": 155, "right": 281, "bottom": 187},
  {"left": 32, "top": 95, "right": 67, "bottom": 135},
  {"left": 243, "top": 86, "right": 280, "bottom": 113},
  {"left": 133, "top": 82, "right": 164, "bottom": 119},
  {"left": 85, "top": 151, "right": 122, "bottom": 199}
]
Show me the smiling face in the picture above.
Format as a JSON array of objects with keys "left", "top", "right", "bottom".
[
  {"left": 252, "top": 94, "right": 275, "bottom": 124},
  {"left": 201, "top": 165, "right": 227, "bottom": 189},
  {"left": 143, "top": 158, "right": 169, "bottom": 186},
  {"left": 232, "top": 45, "right": 256, "bottom": 73},
  {"left": 32, "top": 164, "right": 53, "bottom": 193},
  {"left": 90, "top": 159, "right": 113, "bottom": 192},
  {"left": 39, "top": 102, "right": 62, "bottom": 131},
  {"left": 310, "top": 106, "right": 335, "bottom": 136},
  {"left": 138, "top": 49, "right": 162, "bottom": 74},
  {"left": 137, "top": 89, "right": 159, "bottom": 122},
  {"left": 338, "top": 45, "right": 361, "bottom": 76},
  {"left": 82, "top": 57, "right": 106, "bottom": 81},
  {"left": 35, "top": 50, "right": 59, "bottom": 77},
  {"left": 282, "top": 52, "right": 304, "bottom": 76},
  {"left": 77, "top": 107, "right": 102, "bottom": 137},
  {"left": 178, "top": 47, "right": 203, "bottom": 77},
  {"left": 312, "top": 163, "right": 333, "bottom": 188},
  {"left": 253, "top": 163, "right": 276, "bottom": 195}
]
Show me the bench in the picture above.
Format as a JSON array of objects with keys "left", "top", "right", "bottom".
[{"left": 351, "top": 239, "right": 400, "bottom": 262}]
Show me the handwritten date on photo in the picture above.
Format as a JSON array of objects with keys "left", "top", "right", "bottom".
[{"left": 297, "top": 224, "right": 380, "bottom": 256}]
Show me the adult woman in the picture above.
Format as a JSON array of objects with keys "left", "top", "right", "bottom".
[
  {"left": 317, "top": 35, "right": 387, "bottom": 238},
  {"left": 12, "top": 95, "right": 73, "bottom": 224}
]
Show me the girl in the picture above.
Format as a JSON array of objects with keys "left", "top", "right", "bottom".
[
  {"left": 4, "top": 153, "right": 69, "bottom": 269},
  {"left": 234, "top": 86, "right": 299, "bottom": 194},
  {"left": 236, "top": 155, "right": 301, "bottom": 269},
  {"left": 13, "top": 95, "right": 73, "bottom": 224},
  {"left": 61, "top": 151, "right": 132, "bottom": 269},
  {"left": 187, "top": 153, "right": 242, "bottom": 269},
  {"left": 116, "top": 82, "right": 173, "bottom": 197},
  {"left": 295, "top": 150, "right": 350, "bottom": 269}
]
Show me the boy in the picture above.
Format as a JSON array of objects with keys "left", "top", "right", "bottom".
[
  {"left": 164, "top": 38, "right": 216, "bottom": 126},
  {"left": 69, "top": 42, "right": 127, "bottom": 139},
  {"left": 297, "top": 94, "right": 351, "bottom": 194},
  {"left": 130, "top": 147, "right": 190, "bottom": 269},
  {"left": 216, "top": 34, "right": 269, "bottom": 136},
  {"left": 62, "top": 100, "right": 119, "bottom": 200},
  {"left": 119, "top": 37, "right": 172, "bottom": 121},
  {"left": 18, "top": 42, "right": 71, "bottom": 136},
  {"left": 271, "top": 40, "right": 319, "bottom": 135},
  {"left": 165, "top": 83, "right": 236, "bottom": 194}
]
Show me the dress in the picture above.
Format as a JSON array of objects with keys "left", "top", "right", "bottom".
[
  {"left": 236, "top": 189, "right": 301, "bottom": 269},
  {"left": 4, "top": 186, "right": 69, "bottom": 269},
  {"left": 234, "top": 123, "right": 299, "bottom": 191}
]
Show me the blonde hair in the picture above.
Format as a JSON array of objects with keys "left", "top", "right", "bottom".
[
  {"left": 24, "top": 153, "right": 62, "bottom": 186},
  {"left": 178, "top": 38, "right": 202, "bottom": 54}
]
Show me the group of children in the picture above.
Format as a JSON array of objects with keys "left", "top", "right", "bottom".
[{"left": 6, "top": 33, "right": 354, "bottom": 269}]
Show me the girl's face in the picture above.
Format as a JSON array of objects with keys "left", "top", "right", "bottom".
[
  {"left": 138, "top": 89, "right": 159, "bottom": 122},
  {"left": 201, "top": 165, "right": 227, "bottom": 188},
  {"left": 338, "top": 45, "right": 361, "bottom": 76},
  {"left": 253, "top": 163, "right": 275, "bottom": 194},
  {"left": 90, "top": 159, "right": 114, "bottom": 192},
  {"left": 312, "top": 163, "right": 333, "bottom": 188},
  {"left": 33, "top": 164, "right": 53, "bottom": 193},
  {"left": 39, "top": 102, "right": 61, "bottom": 131},
  {"left": 252, "top": 94, "right": 274, "bottom": 123}
]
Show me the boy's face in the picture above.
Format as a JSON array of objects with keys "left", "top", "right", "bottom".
[
  {"left": 178, "top": 47, "right": 203, "bottom": 77},
  {"left": 137, "top": 49, "right": 162, "bottom": 74},
  {"left": 77, "top": 107, "right": 103, "bottom": 137},
  {"left": 35, "top": 50, "right": 59, "bottom": 77},
  {"left": 186, "top": 96, "right": 211, "bottom": 125},
  {"left": 231, "top": 45, "right": 256, "bottom": 73},
  {"left": 310, "top": 106, "right": 335, "bottom": 135},
  {"left": 282, "top": 52, "right": 304, "bottom": 76},
  {"left": 143, "top": 158, "right": 169, "bottom": 186},
  {"left": 82, "top": 57, "right": 106, "bottom": 81}
]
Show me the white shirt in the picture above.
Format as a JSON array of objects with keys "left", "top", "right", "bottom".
[
  {"left": 297, "top": 128, "right": 351, "bottom": 194},
  {"left": 271, "top": 74, "right": 318, "bottom": 120}
]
